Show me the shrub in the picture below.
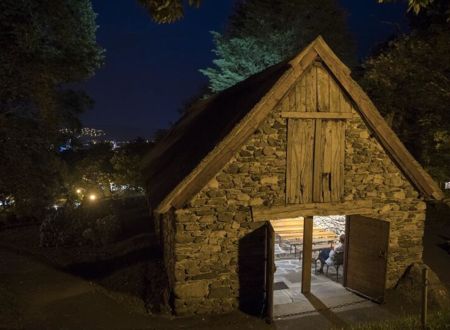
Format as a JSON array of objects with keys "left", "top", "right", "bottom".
[
  {"left": 39, "top": 208, "right": 76, "bottom": 247},
  {"left": 39, "top": 202, "right": 122, "bottom": 247}
]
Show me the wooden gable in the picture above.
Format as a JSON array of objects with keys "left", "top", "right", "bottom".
[
  {"left": 284, "top": 62, "right": 351, "bottom": 204},
  {"left": 147, "top": 36, "right": 443, "bottom": 214}
]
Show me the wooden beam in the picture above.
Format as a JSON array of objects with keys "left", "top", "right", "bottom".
[
  {"left": 251, "top": 200, "right": 373, "bottom": 222},
  {"left": 281, "top": 112, "right": 353, "bottom": 119},
  {"left": 301, "top": 216, "right": 313, "bottom": 293}
]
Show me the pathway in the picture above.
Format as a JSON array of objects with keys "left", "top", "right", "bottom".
[{"left": 0, "top": 247, "right": 393, "bottom": 330}]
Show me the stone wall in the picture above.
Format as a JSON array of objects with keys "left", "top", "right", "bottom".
[
  {"left": 344, "top": 110, "right": 426, "bottom": 286},
  {"left": 163, "top": 97, "right": 426, "bottom": 315}
]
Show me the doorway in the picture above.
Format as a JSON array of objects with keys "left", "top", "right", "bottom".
[{"left": 266, "top": 214, "right": 390, "bottom": 320}]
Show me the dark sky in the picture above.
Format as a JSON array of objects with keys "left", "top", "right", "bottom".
[{"left": 81, "top": 0, "right": 408, "bottom": 140}]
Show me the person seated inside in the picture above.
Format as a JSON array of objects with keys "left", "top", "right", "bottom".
[{"left": 318, "top": 233, "right": 345, "bottom": 274}]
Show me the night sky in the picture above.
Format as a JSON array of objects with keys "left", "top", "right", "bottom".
[{"left": 81, "top": 0, "right": 408, "bottom": 140}]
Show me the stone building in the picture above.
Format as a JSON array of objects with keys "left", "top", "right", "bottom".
[{"left": 143, "top": 37, "right": 443, "bottom": 318}]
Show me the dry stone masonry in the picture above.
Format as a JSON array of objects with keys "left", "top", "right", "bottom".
[
  {"left": 164, "top": 99, "right": 426, "bottom": 315},
  {"left": 145, "top": 38, "right": 442, "bottom": 316}
]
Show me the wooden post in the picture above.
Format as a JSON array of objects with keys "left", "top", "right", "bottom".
[
  {"left": 301, "top": 216, "right": 313, "bottom": 293},
  {"left": 421, "top": 267, "right": 428, "bottom": 330}
]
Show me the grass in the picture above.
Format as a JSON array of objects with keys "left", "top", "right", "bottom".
[{"left": 349, "top": 310, "right": 450, "bottom": 329}]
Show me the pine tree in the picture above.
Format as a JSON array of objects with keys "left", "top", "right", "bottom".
[{"left": 201, "top": 0, "right": 356, "bottom": 92}]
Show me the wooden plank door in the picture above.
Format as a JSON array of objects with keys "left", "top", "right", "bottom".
[
  {"left": 345, "top": 215, "right": 390, "bottom": 302},
  {"left": 285, "top": 63, "right": 347, "bottom": 204},
  {"left": 265, "top": 221, "right": 275, "bottom": 322}
]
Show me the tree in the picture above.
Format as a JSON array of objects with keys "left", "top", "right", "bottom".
[
  {"left": 201, "top": 0, "right": 355, "bottom": 92},
  {"left": 61, "top": 143, "right": 115, "bottom": 201},
  {"left": 111, "top": 138, "right": 154, "bottom": 192},
  {"left": 0, "top": 116, "right": 63, "bottom": 218},
  {"left": 138, "top": 0, "right": 201, "bottom": 23},
  {"left": 360, "top": 13, "right": 450, "bottom": 184},
  {"left": 379, "top": 0, "right": 438, "bottom": 14},
  {"left": 0, "top": 0, "right": 103, "bottom": 124},
  {"left": 0, "top": 0, "right": 104, "bottom": 216}
]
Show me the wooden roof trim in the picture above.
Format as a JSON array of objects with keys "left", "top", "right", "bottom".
[
  {"left": 155, "top": 48, "right": 319, "bottom": 213},
  {"left": 314, "top": 40, "right": 444, "bottom": 200}
]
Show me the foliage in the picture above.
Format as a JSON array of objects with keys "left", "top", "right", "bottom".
[
  {"left": 0, "top": 116, "right": 62, "bottom": 218},
  {"left": 360, "top": 24, "right": 450, "bottom": 184},
  {"left": 0, "top": 0, "right": 103, "bottom": 123},
  {"left": 379, "top": 0, "right": 437, "bottom": 14},
  {"left": 201, "top": 0, "right": 355, "bottom": 92},
  {"left": 111, "top": 138, "right": 153, "bottom": 192},
  {"left": 39, "top": 202, "right": 121, "bottom": 247},
  {"left": 408, "top": 0, "right": 450, "bottom": 28},
  {"left": 61, "top": 139, "right": 153, "bottom": 200},
  {"left": 138, "top": 0, "right": 201, "bottom": 23},
  {"left": 0, "top": 0, "right": 103, "bottom": 217},
  {"left": 39, "top": 197, "right": 150, "bottom": 248},
  {"left": 63, "top": 143, "right": 115, "bottom": 199}
]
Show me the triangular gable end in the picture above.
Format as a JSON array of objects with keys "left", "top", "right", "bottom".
[
  {"left": 311, "top": 37, "right": 444, "bottom": 201},
  {"left": 155, "top": 36, "right": 443, "bottom": 214}
]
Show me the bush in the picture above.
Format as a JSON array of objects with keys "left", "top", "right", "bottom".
[{"left": 39, "top": 202, "right": 122, "bottom": 247}]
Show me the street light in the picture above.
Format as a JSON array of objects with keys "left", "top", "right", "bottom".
[
  {"left": 76, "top": 188, "right": 82, "bottom": 194},
  {"left": 88, "top": 194, "right": 97, "bottom": 201}
]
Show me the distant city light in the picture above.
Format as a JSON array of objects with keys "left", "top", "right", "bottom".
[
  {"left": 76, "top": 188, "right": 82, "bottom": 194},
  {"left": 88, "top": 194, "right": 97, "bottom": 201},
  {"left": 445, "top": 182, "right": 450, "bottom": 190},
  {"left": 53, "top": 204, "right": 59, "bottom": 210}
]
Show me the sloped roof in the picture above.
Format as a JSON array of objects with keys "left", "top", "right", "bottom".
[{"left": 143, "top": 36, "right": 444, "bottom": 213}]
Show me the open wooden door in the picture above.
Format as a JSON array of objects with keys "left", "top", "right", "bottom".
[
  {"left": 265, "top": 221, "right": 275, "bottom": 322},
  {"left": 344, "top": 215, "right": 390, "bottom": 303}
]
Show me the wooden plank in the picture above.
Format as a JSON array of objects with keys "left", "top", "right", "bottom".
[
  {"left": 288, "top": 88, "right": 296, "bottom": 112},
  {"left": 340, "top": 92, "right": 352, "bottom": 113},
  {"left": 329, "top": 76, "right": 341, "bottom": 112},
  {"left": 313, "top": 119, "right": 323, "bottom": 202},
  {"left": 317, "top": 64, "right": 330, "bottom": 112},
  {"left": 345, "top": 215, "right": 390, "bottom": 302},
  {"left": 265, "top": 222, "right": 275, "bottom": 322},
  {"left": 286, "top": 119, "right": 314, "bottom": 203},
  {"left": 330, "top": 120, "right": 345, "bottom": 201},
  {"left": 302, "top": 119, "right": 315, "bottom": 203},
  {"left": 343, "top": 217, "right": 350, "bottom": 286},
  {"left": 323, "top": 121, "right": 334, "bottom": 202},
  {"left": 296, "top": 74, "right": 307, "bottom": 112},
  {"left": 280, "top": 112, "right": 352, "bottom": 119},
  {"left": 251, "top": 200, "right": 373, "bottom": 221},
  {"left": 305, "top": 66, "right": 317, "bottom": 112},
  {"left": 301, "top": 216, "right": 313, "bottom": 293}
]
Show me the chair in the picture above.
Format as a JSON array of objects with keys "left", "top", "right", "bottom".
[
  {"left": 325, "top": 251, "right": 344, "bottom": 281},
  {"left": 314, "top": 250, "right": 344, "bottom": 281}
]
